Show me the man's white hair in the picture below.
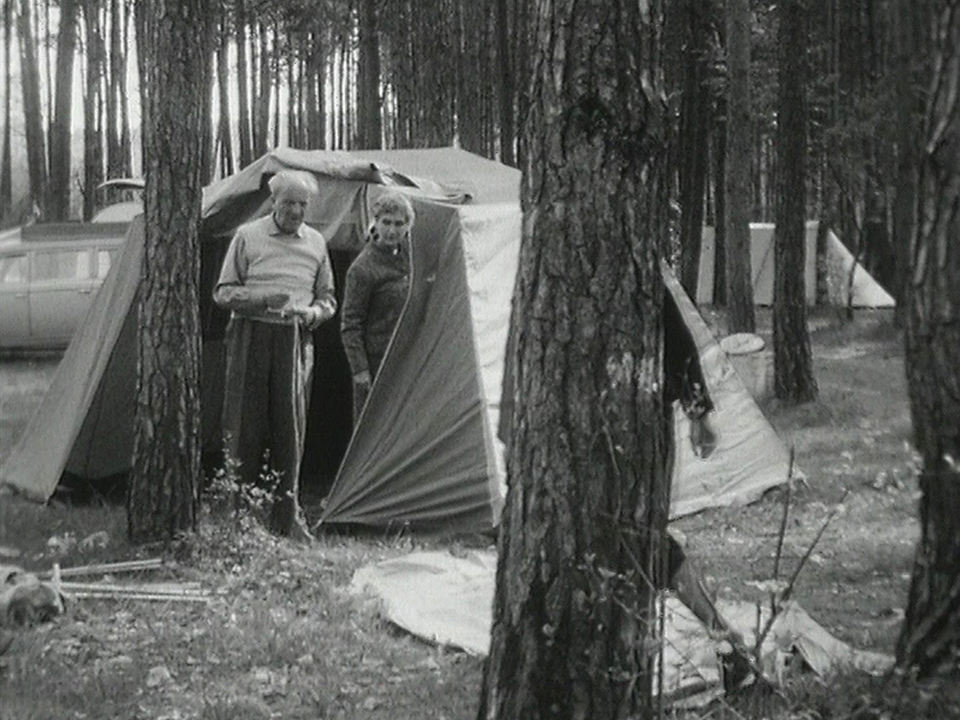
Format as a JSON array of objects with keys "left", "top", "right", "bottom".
[{"left": 268, "top": 169, "right": 319, "bottom": 197}]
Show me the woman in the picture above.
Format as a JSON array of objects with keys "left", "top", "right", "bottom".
[{"left": 340, "top": 190, "right": 414, "bottom": 421}]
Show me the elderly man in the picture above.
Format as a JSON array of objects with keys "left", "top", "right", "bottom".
[{"left": 214, "top": 169, "right": 336, "bottom": 540}]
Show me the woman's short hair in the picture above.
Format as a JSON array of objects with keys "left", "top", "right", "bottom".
[
  {"left": 268, "top": 170, "right": 319, "bottom": 198},
  {"left": 371, "top": 190, "right": 415, "bottom": 224}
]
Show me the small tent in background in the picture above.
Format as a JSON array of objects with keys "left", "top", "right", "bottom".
[
  {"left": 696, "top": 222, "right": 896, "bottom": 308},
  {"left": 0, "top": 147, "right": 792, "bottom": 534}
]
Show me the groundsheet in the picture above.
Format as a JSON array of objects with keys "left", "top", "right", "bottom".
[{"left": 351, "top": 550, "right": 893, "bottom": 705}]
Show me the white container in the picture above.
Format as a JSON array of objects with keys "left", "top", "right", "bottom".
[{"left": 719, "top": 333, "right": 773, "bottom": 401}]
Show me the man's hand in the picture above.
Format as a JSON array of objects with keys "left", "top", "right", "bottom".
[
  {"left": 262, "top": 291, "right": 290, "bottom": 310},
  {"left": 353, "top": 370, "right": 372, "bottom": 387},
  {"left": 689, "top": 413, "right": 718, "bottom": 459},
  {"left": 283, "top": 302, "right": 335, "bottom": 329}
]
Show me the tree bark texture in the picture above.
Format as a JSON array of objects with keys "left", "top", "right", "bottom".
[
  {"left": 358, "top": 0, "right": 382, "bottom": 149},
  {"left": 128, "top": 0, "right": 210, "bottom": 543},
  {"left": 18, "top": 0, "right": 47, "bottom": 215},
  {"left": 773, "top": 0, "right": 817, "bottom": 404},
  {"left": 724, "top": 0, "right": 755, "bottom": 332},
  {"left": 478, "top": 1, "right": 672, "bottom": 717},
  {"left": 81, "top": 0, "right": 104, "bottom": 220},
  {"left": 47, "top": 0, "right": 77, "bottom": 220},
  {"left": 896, "top": 1, "right": 960, "bottom": 678}
]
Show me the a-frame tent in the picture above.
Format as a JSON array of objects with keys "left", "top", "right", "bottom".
[
  {"left": 0, "top": 147, "right": 791, "bottom": 533},
  {"left": 696, "top": 221, "right": 896, "bottom": 307}
]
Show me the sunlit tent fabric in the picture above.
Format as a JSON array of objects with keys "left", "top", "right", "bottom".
[
  {"left": 696, "top": 221, "right": 895, "bottom": 307},
  {"left": 0, "top": 147, "right": 791, "bottom": 533}
]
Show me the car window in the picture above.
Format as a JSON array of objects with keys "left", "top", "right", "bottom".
[
  {"left": 33, "top": 249, "right": 92, "bottom": 282},
  {"left": 97, "top": 249, "right": 115, "bottom": 279},
  {"left": 0, "top": 254, "right": 27, "bottom": 284}
]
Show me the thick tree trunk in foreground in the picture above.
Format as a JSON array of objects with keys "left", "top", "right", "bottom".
[
  {"left": 478, "top": 1, "right": 671, "bottom": 717},
  {"left": 891, "top": 0, "right": 933, "bottom": 328},
  {"left": 896, "top": 1, "right": 960, "bottom": 678},
  {"left": 773, "top": 0, "right": 817, "bottom": 404},
  {"left": 723, "top": 0, "right": 755, "bottom": 332},
  {"left": 128, "top": 0, "right": 210, "bottom": 543}
]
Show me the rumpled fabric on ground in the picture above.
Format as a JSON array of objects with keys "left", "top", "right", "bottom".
[{"left": 351, "top": 550, "right": 893, "bottom": 706}]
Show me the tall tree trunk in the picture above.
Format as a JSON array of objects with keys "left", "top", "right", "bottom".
[
  {"left": 0, "top": 0, "right": 13, "bottom": 219},
  {"left": 712, "top": 95, "right": 727, "bottom": 305},
  {"left": 277, "top": 28, "right": 285, "bottom": 149},
  {"left": 41, "top": 0, "right": 50, "bottom": 128},
  {"left": 891, "top": 0, "right": 931, "bottom": 327},
  {"left": 255, "top": 19, "right": 270, "bottom": 156},
  {"left": 896, "top": 1, "right": 960, "bottom": 678},
  {"left": 678, "top": 0, "right": 711, "bottom": 296},
  {"left": 773, "top": 0, "right": 817, "bottom": 404},
  {"left": 81, "top": 0, "right": 104, "bottom": 220},
  {"left": 306, "top": 32, "right": 324, "bottom": 149},
  {"left": 216, "top": 8, "right": 233, "bottom": 177},
  {"left": 48, "top": 0, "right": 78, "bottom": 220},
  {"left": 18, "top": 0, "right": 47, "bottom": 216},
  {"left": 107, "top": 0, "right": 122, "bottom": 179},
  {"left": 496, "top": 0, "right": 514, "bottom": 165},
  {"left": 235, "top": 0, "right": 252, "bottom": 167},
  {"left": 338, "top": 35, "right": 347, "bottom": 148},
  {"left": 724, "top": 0, "right": 756, "bottom": 332},
  {"left": 513, "top": 0, "right": 532, "bottom": 168},
  {"left": 128, "top": 0, "right": 210, "bottom": 543},
  {"left": 200, "top": 42, "right": 214, "bottom": 184},
  {"left": 478, "top": 1, "right": 671, "bottom": 716},
  {"left": 119, "top": 0, "right": 131, "bottom": 176},
  {"left": 357, "top": 0, "right": 382, "bottom": 148}
]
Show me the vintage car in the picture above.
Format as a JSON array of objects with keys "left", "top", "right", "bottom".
[{"left": 0, "top": 181, "right": 142, "bottom": 351}]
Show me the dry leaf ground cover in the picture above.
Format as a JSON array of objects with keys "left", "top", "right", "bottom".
[{"left": 0, "top": 309, "right": 937, "bottom": 720}]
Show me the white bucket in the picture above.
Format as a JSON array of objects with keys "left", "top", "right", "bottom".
[{"left": 719, "top": 333, "right": 773, "bottom": 401}]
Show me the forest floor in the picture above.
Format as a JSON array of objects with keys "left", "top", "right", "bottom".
[{"left": 1, "top": 308, "right": 947, "bottom": 720}]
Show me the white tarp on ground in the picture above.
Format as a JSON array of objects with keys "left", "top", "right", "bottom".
[{"left": 351, "top": 551, "right": 893, "bottom": 706}]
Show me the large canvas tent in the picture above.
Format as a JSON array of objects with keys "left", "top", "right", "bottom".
[
  {"left": 1, "top": 147, "right": 791, "bottom": 533},
  {"left": 696, "top": 222, "right": 896, "bottom": 307}
]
